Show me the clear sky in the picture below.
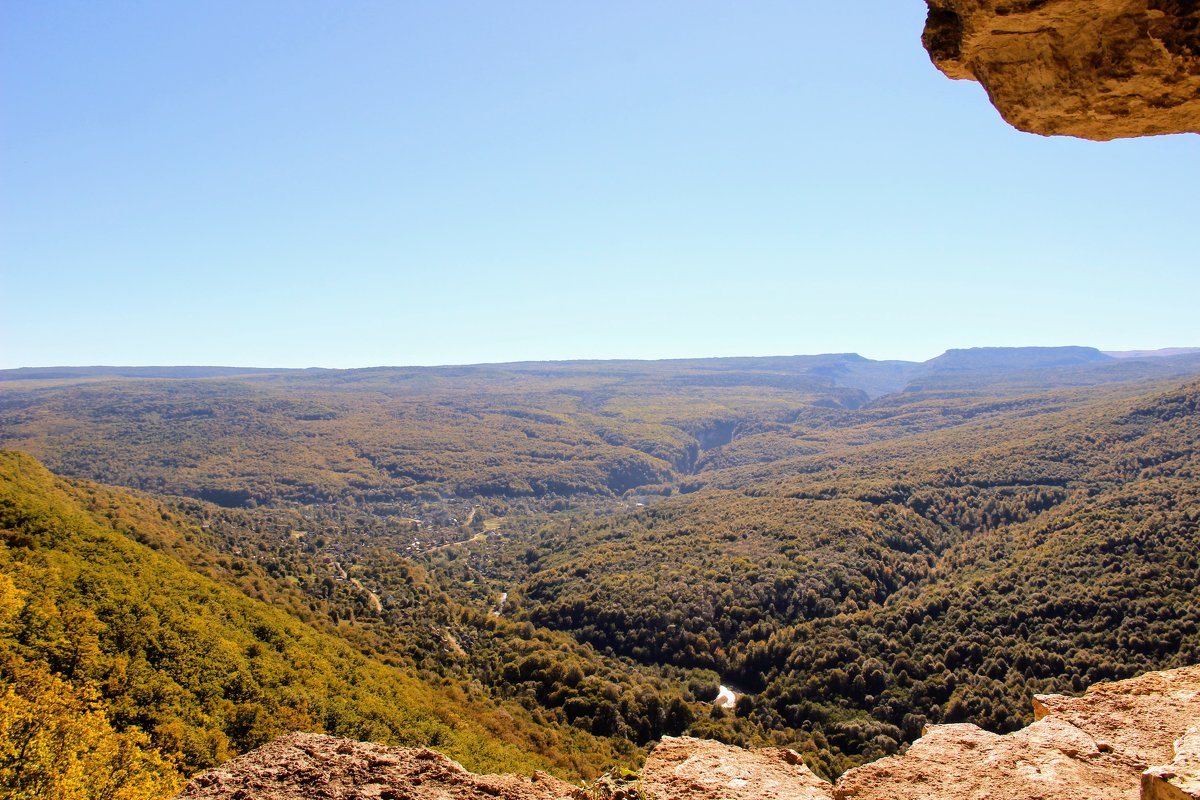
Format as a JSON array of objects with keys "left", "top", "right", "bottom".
[{"left": 2, "top": 1, "right": 1197, "bottom": 369}]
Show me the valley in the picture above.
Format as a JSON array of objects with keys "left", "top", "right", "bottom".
[
  {"left": 2, "top": 346, "right": 1199, "bottom": 793},
  {"left": 6, "top": 0, "right": 1198, "bottom": 796}
]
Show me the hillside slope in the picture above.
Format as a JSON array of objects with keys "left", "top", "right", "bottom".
[
  {"left": 3, "top": 355, "right": 1199, "bottom": 784},
  {"left": 470, "top": 380, "right": 1200, "bottom": 774},
  {"left": 3, "top": 351, "right": 1197, "bottom": 508},
  {"left": 175, "top": 664, "right": 1200, "bottom": 800},
  {"left": 0, "top": 451, "right": 622, "bottom": 798}
]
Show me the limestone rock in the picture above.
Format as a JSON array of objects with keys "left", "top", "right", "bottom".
[
  {"left": 173, "top": 732, "right": 577, "bottom": 800},
  {"left": 832, "top": 718, "right": 1138, "bottom": 800},
  {"left": 1143, "top": 726, "right": 1200, "bottom": 800},
  {"left": 175, "top": 666, "right": 1200, "bottom": 800},
  {"left": 640, "top": 736, "right": 833, "bottom": 800},
  {"left": 835, "top": 664, "right": 1200, "bottom": 800},
  {"left": 1034, "top": 663, "right": 1200, "bottom": 770},
  {"left": 922, "top": 0, "right": 1200, "bottom": 139}
]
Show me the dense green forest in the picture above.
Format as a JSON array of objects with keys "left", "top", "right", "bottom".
[
  {"left": 482, "top": 380, "right": 1200, "bottom": 773},
  {"left": 2, "top": 347, "right": 1199, "bottom": 790},
  {"left": 3, "top": 350, "right": 1198, "bottom": 508},
  {"left": 0, "top": 452, "right": 652, "bottom": 798}
]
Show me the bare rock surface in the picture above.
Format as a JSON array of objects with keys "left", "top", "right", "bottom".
[
  {"left": 922, "top": 0, "right": 1200, "bottom": 139},
  {"left": 833, "top": 717, "right": 1139, "bottom": 800},
  {"left": 1034, "top": 663, "right": 1200, "bottom": 770},
  {"left": 835, "top": 664, "right": 1200, "bottom": 800},
  {"left": 177, "top": 666, "right": 1200, "bottom": 800},
  {"left": 174, "top": 732, "right": 576, "bottom": 800},
  {"left": 1143, "top": 726, "right": 1200, "bottom": 800},
  {"left": 640, "top": 736, "right": 833, "bottom": 800}
]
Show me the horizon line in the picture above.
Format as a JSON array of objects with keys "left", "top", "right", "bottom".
[{"left": 3, "top": 345, "right": 1200, "bottom": 374}]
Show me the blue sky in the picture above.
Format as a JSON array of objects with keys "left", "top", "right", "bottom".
[{"left": 3, "top": 1, "right": 1197, "bottom": 368}]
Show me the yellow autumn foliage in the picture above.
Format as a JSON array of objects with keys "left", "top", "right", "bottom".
[{"left": 0, "top": 662, "right": 184, "bottom": 800}]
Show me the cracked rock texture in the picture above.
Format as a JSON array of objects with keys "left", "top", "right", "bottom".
[
  {"left": 922, "top": 0, "right": 1200, "bottom": 139},
  {"left": 1143, "top": 726, "right": 1200, "bottom": 800},
  {"left": 834, "top": 664, "right": 1200, "bottom": 800},
  {"left": 174, "top": 732, "right": 577, "bottom": 800},
  {"left": 639, "top": 736, "right": 833, "bottom": 800}
]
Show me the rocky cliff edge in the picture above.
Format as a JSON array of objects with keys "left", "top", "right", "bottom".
[{"left": 177, "top": 664, "right": 1200, "bottom": 800}]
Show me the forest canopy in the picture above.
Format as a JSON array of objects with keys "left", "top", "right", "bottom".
[{"left": 1, "top": 350, "right": 1199, "bottom": 787}]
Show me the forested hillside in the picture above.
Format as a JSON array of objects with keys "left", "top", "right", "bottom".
[
  {"left": 1, "top": 349, "right": 1198, "bottom": 788},
  {"left": 0, "top": 452, "right": 641, "bottom": 798},
  {"left": 3, "top": 350, "right": 1199, "bottom": 508},
  {"left": 464, "top": 380, "right": 1200, "bottom": 774},
  {"left": 0, "top": 358, "right": 860, "bottom": 505}
]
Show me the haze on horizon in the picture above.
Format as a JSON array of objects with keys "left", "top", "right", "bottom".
[
  {"left": 3, "top": 1, "right": 1197, "bottom": 370},
  {"left": 6, "top": 345, "right": 1200, "bottom": 377}
]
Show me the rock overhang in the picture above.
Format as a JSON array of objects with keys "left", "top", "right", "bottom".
[{"left": 922, "top": 0, "right": 1200, "bottom": 140}]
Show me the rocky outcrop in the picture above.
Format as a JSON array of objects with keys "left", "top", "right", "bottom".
[
  {"left": 834, "top": 717, "right": 1139, "bottom": 800},
  {"left": 174, "top": 732, "right": 577, "bottom": 800},
  {"left": 922, "top": 0, "right": 1200, "bottom": 139},
  {"left": 639, "top": 736, "right": 832, "bottom": 800},
  {"left": 1143, "top": 726, "right": 1200, "bottom": 800},
  {"left": 177, "top": 665, "right": 1200, "bottom": 800},
  {"left": 1032, "top": 663, "right": 1200, "bottom": 770},
  {"left": 835, "top": 663, "right": 1200, "bottom": 800}
]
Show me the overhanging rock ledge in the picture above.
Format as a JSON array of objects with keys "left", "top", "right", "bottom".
[{"left": 922, "top": 0, "right": 1200, "bottom": 140}]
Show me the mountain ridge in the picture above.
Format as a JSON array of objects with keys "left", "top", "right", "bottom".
[{"left": 9, "top": 345, "right": 1200, "bottom": 379}]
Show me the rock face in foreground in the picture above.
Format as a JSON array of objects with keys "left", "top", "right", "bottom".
[
  {"left": 1143, "top": 726, "right": 1200, "bottom": 800},
  {"left": 178, "top": 665, "right": 1200, "bottom": 800},
  {"left": 835, "top": 663, "right": 1200, "bottom": 800},
  {"left": 922, "top": 0, "right": 1200, "bottom": 139},
  {"left": 175, "top": 733, "right": 577, "bottom": 800},
  {"left": 639, "top": 736, "right": 833, "bottom": 800}
]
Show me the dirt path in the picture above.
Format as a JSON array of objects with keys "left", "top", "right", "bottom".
[
  {"left": 350, "top": 578, "right": 383, "bottom": 613},
  {"left": 443, "top": 629, "right": 467, "bottom": 657},
  {"left": 424, "top": 531, "right": 486, "bottom": 553}
]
